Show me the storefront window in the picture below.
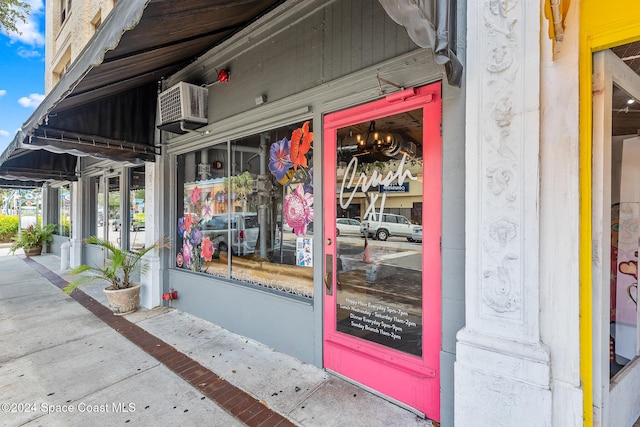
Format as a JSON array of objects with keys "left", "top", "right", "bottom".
[
  {"left": 89, "top": 176, "right": 103, "bottom": 238},
  {"left": 58, "top": 186, "right": 70, "bottom": 236},
  {"left": 128, "top": 166, "right": 145, "bottom": 250},
  {"left": 610, "top": 85, "right": 640, "bottom": 377},
  {"left": 108, "top": 176, "right": 121, "bottom": 248},
  {"left": 176, "top": 121, "right": 314, "bottom": 298}
]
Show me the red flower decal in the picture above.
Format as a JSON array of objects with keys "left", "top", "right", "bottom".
[
  {"left": 201, "top": 237, "right": 214, "bottom": 262},
  {"left": 184, "top": 213, "right": 194, "bottom": 233},
  {"left": 290, "top": 121, "right": 313, "bottom": 170}
]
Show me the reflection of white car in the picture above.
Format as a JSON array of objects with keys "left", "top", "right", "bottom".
[
  {"left": 360, "top": 213, "right": 416, "bottom": 241},
  {"left": 336, "top": 218, "right": 362, "bottom": 236},
  {"left": 411, "top": 226, "right": 422, "bottom": 243},
  {"left": 200, "top": 213, "right": 259, "bottom": 255}
]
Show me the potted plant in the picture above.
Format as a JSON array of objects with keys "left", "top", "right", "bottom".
[
  {"left": 63, "top": 236, "right": 168, "bottom": 315},
  {"left": 10, "top": 223, "right": 57, "bottom": 256}
]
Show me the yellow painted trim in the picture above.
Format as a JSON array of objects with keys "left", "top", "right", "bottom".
[
  {"left": 578, "top": 34, "right": 593, "bottom": 427},
  {"left": 580, "top": 2, "right": 640, "bottom": 426}
]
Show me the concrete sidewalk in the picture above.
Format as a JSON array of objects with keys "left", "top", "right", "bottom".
[{"left": 0, "top": 252, "right": 434, "bottom": 427}]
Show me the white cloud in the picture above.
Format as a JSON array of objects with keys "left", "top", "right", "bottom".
[
  {"left": 17, "top": 47, "right": 41, "bottom": 59},
  {"left": 0, "top": 90, "right": 6, "bottom": 97},
  {"left": 8, "top": 0, "right": 45, "bottom": 47},
  {"left": 0, "top": 130, "right": 9, "bottom": 137},
  {"left": 18, "top": 93, "right": 44, "bottom": 108}
]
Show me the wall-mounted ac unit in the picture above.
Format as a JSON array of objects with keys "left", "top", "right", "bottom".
[{"left": 158, "top": 82, "right": 208, "bottom": 134}]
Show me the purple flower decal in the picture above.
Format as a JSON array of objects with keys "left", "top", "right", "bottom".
[
  {"left": 303, "top": 167, "right": 314, "bottom": 195},
  {"left": 284, "top": 183, "right": 314, "bottom": 236},
  {"left": 182, "top": 241, "right": 193, "bottom": 266},
  {"left": 201, "top": 202, "right": 213, "bottom": 222},
  {"left": 178, "top": 217, "right": 186, "bottom": 237},
  {"left": 269, "top": 137, "right": 293, "bottom": 182},
  {"left": 189, "top": 227, "right": 202, "bottom": 246}
]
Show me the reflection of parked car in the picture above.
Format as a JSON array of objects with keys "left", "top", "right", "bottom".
[
  {"left": 130, "top": 220, "right": 144, "bottom": 231},
  {"left": 111, "top": 217, "right": 121, "bottom": 231},
  {"left": 200, "top": 212, "right": 259, "bottom": 255},
  {"left": 411, "top": 226, "right": 422, "bottom": 243},
  {"left": 360, "top": 213, "right": 416, "bottom": 241},
  {"left": 130, "top": 213, "right": 145, "bottom": 231},
  {"left": 336, "top": 218, "right": 362, "bottom": 236}
]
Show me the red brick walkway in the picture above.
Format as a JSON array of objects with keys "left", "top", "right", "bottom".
[{"left": 22, "top": 255, "right": 296, "bottom": 427}]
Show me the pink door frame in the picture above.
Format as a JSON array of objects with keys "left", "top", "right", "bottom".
[{"left": 323, "top": 82, "right": 442, "bottom": 420}]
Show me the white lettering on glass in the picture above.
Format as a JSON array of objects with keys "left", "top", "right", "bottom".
[{"left": 339, "top": 154, "right": 418, "bottom": 222}]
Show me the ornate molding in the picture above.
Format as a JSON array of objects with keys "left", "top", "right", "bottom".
[{"left": 479, "top": 0, "right": 524, "bottom": 321}]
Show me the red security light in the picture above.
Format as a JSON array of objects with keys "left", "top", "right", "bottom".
[{"left": 217, "top": 69, "right": 229, "bottom": 83}]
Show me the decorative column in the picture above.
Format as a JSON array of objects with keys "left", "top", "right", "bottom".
[
  {"left": 139, "top": 159, "right": 163, "bottom": 309},
  {"left": 455, "top": 1, "right": 551, "bottom": 425},
  {"left": 69, "top": 176, "right": 85, "bottom": 269}
]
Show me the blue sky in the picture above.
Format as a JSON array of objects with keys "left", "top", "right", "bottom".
[{"left": 0, "top": 0, "right": 45, "bottom": 153}]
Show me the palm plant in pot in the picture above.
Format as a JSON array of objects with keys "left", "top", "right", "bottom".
[
  {"left": 63, "top": 236, "right": 168, "bottom": 315},
  {"left": 10, "top": 223, "right": 57, "bottom": 256}
]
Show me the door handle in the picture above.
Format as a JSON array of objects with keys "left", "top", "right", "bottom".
[{"left": 325, "top": 253, "right": 333, "bottom": 295}]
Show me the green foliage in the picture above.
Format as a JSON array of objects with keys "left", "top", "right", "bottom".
[
  {"left": 64, "top": 236, "right": 168, "bottom": 294},
  {"left": 10, "top": 223, "right": 56, "bottom": 252},
  {"left": 0, "top": 215, "right": 19, "bottom": 242},
  {"left": 0, "top": 0, "right": 30, "bottom": 35},
  {"left": 57, "top": 218, "right": 70, "bottom": 236}
]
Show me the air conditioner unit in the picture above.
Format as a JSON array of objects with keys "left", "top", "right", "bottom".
[{"left": 158, "top": 82, "right": 208, "bottom": 134}]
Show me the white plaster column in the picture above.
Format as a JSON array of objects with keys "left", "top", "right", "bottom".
[
  {"left": 139, "top": 160, "right": 163, "bottom": 308},
  {"left": 455, "top": 1, "right": 552, "bottom": 425},
  {"left": 69, "top": 177, "right": 85, "bottom": 268}
]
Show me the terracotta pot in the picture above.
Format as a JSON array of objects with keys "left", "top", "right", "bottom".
[
  {"left": 103, "top": 283, "right": 141, "bottom": 315},
  {"left": 23, "top": 246, "right": 42, "bottom": 257}
]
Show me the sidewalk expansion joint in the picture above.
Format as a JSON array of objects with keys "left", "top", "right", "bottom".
[{"left": 21, "top": 255, "right": 296, "bottom": 427}]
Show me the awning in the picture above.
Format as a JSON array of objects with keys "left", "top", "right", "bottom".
[
  {"left": 378, "top": 0, "right": 462, "bottom": 87},
  {"left": 0, "top": 0, "right": 285, "bottom": 185},
  {"left": 0, "top": 0, "right": 462, "bottom": 186}
]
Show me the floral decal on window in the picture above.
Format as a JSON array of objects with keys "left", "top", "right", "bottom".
[
  {"left": 269, "top": 121, "right": 314, "bottom": 236},
  {"left": 269, "top": 137, "right": 294, "bottom": 182},
  {"left": 176, "top": 173, "right": 254, "bottom": 271},
  {"left": 290, "top": 121, "right": 313, "bottom": 170},
  {"left": 284, "top": 183, "right": 314, "bottom": 236}
]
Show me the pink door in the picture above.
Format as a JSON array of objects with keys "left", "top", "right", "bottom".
[{"left": 323, "top": 82, "right": 442, "bottom": 420}]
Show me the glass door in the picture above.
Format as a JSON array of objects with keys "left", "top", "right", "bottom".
[
  {"left": 592, "top": 48, "right": 640, "bottom": 426},
  {"left": 323, "top": 82, "right": 442, "bottom": 420}
]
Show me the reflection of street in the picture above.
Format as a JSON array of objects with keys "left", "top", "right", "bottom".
[
  {"left": 336, "top": 270, "right": 422, "bottom": 356},
  {"left": 337, "top": 236, "right": 422, "bottom": 271},
  {"left": 130, "top": 230, "right": 145, "bottom": 249},
  {"left": 334, "top": 234, "right": 423, "bottom": 356},
  {"left": 95, "top": 226, "right": 145, "bottom": 250}
]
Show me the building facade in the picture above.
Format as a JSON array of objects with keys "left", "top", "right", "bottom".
[{"left": 2, "top": 0, "right": 640, "bottom": 426}]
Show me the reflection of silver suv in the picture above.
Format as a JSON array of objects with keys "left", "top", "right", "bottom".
[
  {"left": 360, "top": 213, "right": 416, "bottom": 241},
  {"left": 200, "top": 213, "right": 259, "bottom": 255}
]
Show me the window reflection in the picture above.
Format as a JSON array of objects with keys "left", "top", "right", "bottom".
[
  {"left": 335, "top": 110, "right": 424, "bottom": 356},
  {"left": 128, "top": 166, "right": 145, "bottom": 250},
  {"left": 108, "top": 176, "right": 120, "bottom": 248},
  {"left": 176, "top": 121, "right": 314, "bottom": 298},
  {"left": 58, "top": 186, "right": 70, "bottom": 236}
]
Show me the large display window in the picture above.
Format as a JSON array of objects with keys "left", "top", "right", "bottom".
[
  {"left": 128, "top": 166, "right": 145, "bottom": 250},
  {"left": 176, "top": 120, "right": 315, "bottom": 298},
  {"left": 57, "top": 186, "right": 70, "bottom": 236}
]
